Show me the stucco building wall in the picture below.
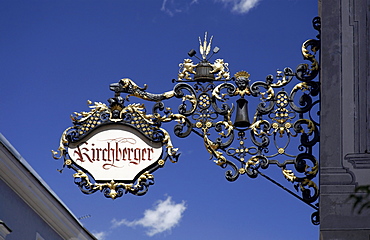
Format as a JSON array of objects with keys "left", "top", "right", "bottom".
[{"left": 320, "top": 0, "right": 370, "bottom": 239}]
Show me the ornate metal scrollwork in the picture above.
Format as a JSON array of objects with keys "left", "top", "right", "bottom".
[
  {"left": 53, "top": 17, "right": 320, "bottom": 223},
  {"left": 172, "top": 18, "right": 320, "bottom": 223}
]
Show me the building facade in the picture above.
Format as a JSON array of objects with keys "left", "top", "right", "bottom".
[
  {"left": 320, "top": 0, "right": 370, "bottom": 239},
  {"left": 0, "top": 134, "right": 96, "bottom": 240}
]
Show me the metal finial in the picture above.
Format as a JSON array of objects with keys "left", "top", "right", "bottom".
[{"left": 199, "top": 32, "right": 213, "bottom": 60}]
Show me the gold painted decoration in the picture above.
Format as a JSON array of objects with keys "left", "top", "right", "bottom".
[
  {"left": 178, "top": 59, "right": 197, "bottom": 81},
  {"left": 210, "top": 59, "right": 230, "bottom": 80}
]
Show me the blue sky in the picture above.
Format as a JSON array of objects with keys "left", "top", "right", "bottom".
[{"left": 0, "top": 0, "right": 319, "bottom": 239}]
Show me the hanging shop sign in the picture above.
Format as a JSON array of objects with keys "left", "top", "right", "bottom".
[
  {"left": 52, "top": 97, "right": 187, "bottom": 199},
  {"left": 53, "top": 24, "right": 320, "bottom": 226}
]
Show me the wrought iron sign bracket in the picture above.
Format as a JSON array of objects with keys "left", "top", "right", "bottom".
[{"left": 53, "top": 17, "right": 321, "bottom": 225}]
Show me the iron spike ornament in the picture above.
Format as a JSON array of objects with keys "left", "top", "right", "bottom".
[{"left": 53, "top": 17, "right": 320, "bottom": 224}]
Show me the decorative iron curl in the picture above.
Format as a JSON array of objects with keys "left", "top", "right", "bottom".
[
  {"left": 173, "top": 83, "right": 197, "bottom": 116},
  {"left": 311, "top": 210, "right": 320, "bottom": 226},
  {"left": 222, "top": 159, "right": 240, "bottom": 182},
  {"left": 127, "top": 172, "right": 155, "bottom": 196},
  {"left": 295, "top": 17, "right": 320, "bottom": 82},
  {"left": 289, "top": 82, "right": 316, "bottom": 113},
  {"left": 249, "top": 120, "right": 271, "bottom": 148},
  {"left": 174, "top": 118, "right": 193, "bottom": 138},
  {"left": 250, "top": 81, "right": 275, "bottom": 115},
  {"left": 296, "top": 179, "right": 319, "bottom": 203},
  {"left": 244, "top": 155, "right": 269, "bottom": 178},
  {"left": 73, "top": 170, "right": 100, "bottom": 195},
  {"left": 269, "top": 67, "right": 295, "bottom": 88},
  {"left": 294, "top": 153, "right": 318, "bottom": 178},
  {"left": 214, "top": 121, "right": 234, "bottom": 149},
  {"left": 211, "top": 82, "right": 235, "bottom": 115}
]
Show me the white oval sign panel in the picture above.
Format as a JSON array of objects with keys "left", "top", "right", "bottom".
[{"left": 67, "top": 124, "right": 163, "bottom": 182}]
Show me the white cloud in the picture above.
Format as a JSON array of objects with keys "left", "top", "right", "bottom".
[
  {"left": 112, "top": 196, "right": 186, "bottom": 237},
  {"left": 161, "top": 0, "right": 198, "bottom": 16},
  {"left": 161, "top": 0, "right": 181, "bottom": 16},
  {"left": 92, "top": 231, "right": 108, "bottom": 240},
  {"left": 160, "top": 0, "right": 259, "bottom": 16},
  {"left": 218, "top": 0, "right": 261, "bottom": 14}
]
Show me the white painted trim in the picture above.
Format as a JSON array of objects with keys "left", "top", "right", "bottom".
[{"left": 0, "top": 220, "right": 12, "bottom": 240}]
